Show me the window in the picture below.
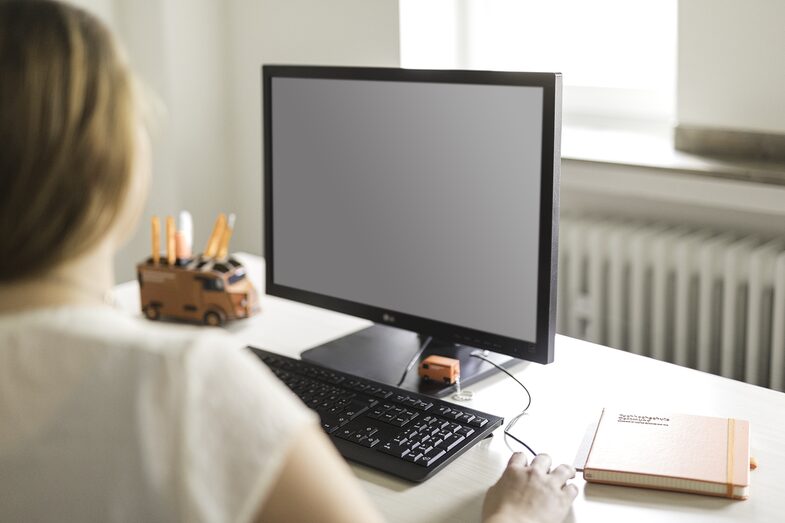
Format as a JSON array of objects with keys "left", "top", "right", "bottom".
[
  {"left": 399, "top": 0, "right": 677, "bottom": 126},
  {"left": 199, "top": 277, "right": 224, "bottom": 291},
  {"left": 228, "top": 270, "right": 247, "bottom": 285}
]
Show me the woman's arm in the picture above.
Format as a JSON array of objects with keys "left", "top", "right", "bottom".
[{"left": 254, "top": 424, "right": 385, "bottom": 523}]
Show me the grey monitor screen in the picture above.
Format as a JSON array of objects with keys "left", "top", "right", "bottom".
[{"left": 270, "top": 76, "right": 544, "bottom": 343}]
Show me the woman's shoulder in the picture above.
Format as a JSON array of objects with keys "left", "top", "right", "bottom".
[{"left": 0, "top": 304, "right": 246, "bottom": 367}]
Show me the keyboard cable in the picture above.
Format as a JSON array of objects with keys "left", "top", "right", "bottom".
[
  {"left": 469, "top": 352, "right": 537, "bottom": 457},
  {"left": 396, "top": 336, "right": 433, "bottom": 387}
]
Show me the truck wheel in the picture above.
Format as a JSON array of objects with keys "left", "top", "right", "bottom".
[
  {"left": 144, "top": 305, "right": 160, "bottom": 321},
  {"left": 204, "top": 310, "right": 224, "bottom": 327}
]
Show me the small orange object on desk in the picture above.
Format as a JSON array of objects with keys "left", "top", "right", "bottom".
[{"left": 418, "top": 355, "right": 460, "bottom": 385}]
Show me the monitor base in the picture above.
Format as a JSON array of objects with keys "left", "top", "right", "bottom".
[{"left": 301, "top": 324, "right": 519, "bottom": 398}]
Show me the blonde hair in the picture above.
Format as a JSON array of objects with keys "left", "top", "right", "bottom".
[{"left": 0, "top": 0, "right": 138, "bottom": 282}]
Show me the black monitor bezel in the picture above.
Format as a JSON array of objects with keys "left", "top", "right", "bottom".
[{"left": 262, "top": 65, "right": 560, "bottom": 364}]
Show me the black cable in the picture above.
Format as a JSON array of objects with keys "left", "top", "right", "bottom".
[
  {"left": 470, "top": 352, "right": 537, "bottom": 457},
  {"left": 396, "top": 336, "right": 433, "bottom": 387}
]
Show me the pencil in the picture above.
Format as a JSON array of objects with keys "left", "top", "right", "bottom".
[
  {"left": 166, "top": 215, "right": 176, "bottom": 265},
  {"left": 151, "top": 215, "right": 160, "bottom": 265},
  {"left": 204, "top": 213, "right": 226, "bottom": 258},
  {"left": 217, "top": 213, "right": 235, "bottom": 259}
]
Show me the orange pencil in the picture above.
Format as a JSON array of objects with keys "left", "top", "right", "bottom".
[
  {"left": 204, "top": 213, "right": 226, "bottom": 258},
  {"left": 217, "top": 213, "right": 235, "bottom": 259},
  {"left": 151, "top": 216, "right": 160, "bottom": 265},
  {"left": 166, "top": 215, "right": 176, "bottom": 265}
]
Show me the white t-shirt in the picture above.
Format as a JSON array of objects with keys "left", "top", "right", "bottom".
[{"left": 0, "top": 306, "right": 317, "bottom": 522}]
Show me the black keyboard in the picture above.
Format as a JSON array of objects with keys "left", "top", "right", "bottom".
[{"left": 250, "top": 347, "right": 503, "bottom": 482}]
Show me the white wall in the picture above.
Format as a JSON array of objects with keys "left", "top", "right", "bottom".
[
  {"left": 70, "top": 0, "right": 234, "bottom": 281},
  {"left": 72, "top": 0, "right": 400, "bottom": 280},
  {"left": 114, "top": 0, "right": 232, "bottom": 281},
  {"left": 224, "top": 0, "right": 401, "bottom": 257},
  {"left": 678, "top": 0, "right": 785, "bottom": 134}
]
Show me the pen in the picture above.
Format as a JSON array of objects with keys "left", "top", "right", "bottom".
[{"left": 175, "top": 210, "right": 193, "bottom": 260}]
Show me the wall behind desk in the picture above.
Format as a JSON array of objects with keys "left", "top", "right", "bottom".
[{"left": 69, "top": 0, "right": 400, "bottom": 282}]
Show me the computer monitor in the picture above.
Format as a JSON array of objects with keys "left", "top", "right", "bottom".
[{"left": 263, "top": 65, "right": 561, "bottom": 396}]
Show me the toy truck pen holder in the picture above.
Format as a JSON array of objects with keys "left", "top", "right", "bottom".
[
  {"left": 137, "top": 256, "right": 259, "bottom": 326},
  {"left": 138, "top": 212, "right": 260, "bottom": 326}
]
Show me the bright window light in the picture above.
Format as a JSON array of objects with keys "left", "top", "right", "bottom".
[{"left": 400, "top": 0, "right": 677, "bottom": 125}]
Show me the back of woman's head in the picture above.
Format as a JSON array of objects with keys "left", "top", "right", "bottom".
[{"left": 0, "top": 0, "right": 137, "bottom": 282}]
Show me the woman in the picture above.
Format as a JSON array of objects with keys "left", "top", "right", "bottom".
[{"left": 0, "top": 1, "right": 577, "bottom": 521}]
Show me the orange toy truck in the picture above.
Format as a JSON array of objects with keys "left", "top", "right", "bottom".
[
  {"left": 138, "top": 212, "right": 260, "bottom": 326},
  {"left": 418, "top": 355, "right": 460, "bottom": 385}
]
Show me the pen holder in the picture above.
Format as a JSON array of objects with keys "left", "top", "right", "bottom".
[
  {"left": 137, "top": 254, "right": 260, "bottom": 326},
  {"left": 139, "top": 211, "right": 259, "bottom": 325}
]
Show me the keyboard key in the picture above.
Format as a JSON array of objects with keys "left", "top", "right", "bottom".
[
  {"left": 321, "top": 420, "right": 340, "bottom": 434},
  {"left": 416, "top": 448, "right": 446, "bottom": 467},
  {"left": 456, "top": 426, "right": 475, "bottom": 438},
  {"left": 403, "top": 397, "right": 419, "bottom": 408},
  {"left": 350, "top": 432, "right": 368, "bottom": 445},
  {"left": 447, "top": 422, "right": 463, "bottom": 433},
  {"left": 320, "top": 412, "right": 346, "bottom": 433},
  {"left": 367, "top": 408, "right": 385, "bottom": 420},
  {"left": 403, "top": 450, "right": 423, "bottom": 463},
  {"left": 390, "top": 417, "right": 409, "bottom": 427},
  {"left": 417, "top": 445, "right": 433, "bottom": 455},
  {"left": 380, "top": 442, "right": 410, "bottom": 459},
  {"left": 342, "top": 400, "right": 370, "bottom": 419},
  {"left": 359, "top": 437, "right": 380, "bottom": 448},
  {"left": 436, "top": 434, "right": 465, "bottom": 452},
  {"left": 403, "top": 429, "right": 420, "bottom": 440},
  {"left": 468, "top": 416, "right": 488, "bottom": 428},
  {"left": 336, "top": 427, "right": 356, "bottom": 440},
  {"left": 353, "top": 399, "right": 374, "bottom": 409},
  {"left": 359, "top": 426, "right": 378, "bottom": 438},
  {"left": 435, "top": 406, "right": 452, "bottom": 416},
  {"left": 458, "top": 413, "right": 475, "bottom": 424},
  {"left": 391, "top": 435, "right": 408, "bottom": 446}
]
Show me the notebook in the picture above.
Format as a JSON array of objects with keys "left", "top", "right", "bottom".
[{"left": 580, "top": 409, "right": 750, "bottom": 499}]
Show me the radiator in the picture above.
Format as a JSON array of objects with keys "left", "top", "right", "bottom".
[{"left": 557, "top": 215, "right": 785, "bottom": 392}]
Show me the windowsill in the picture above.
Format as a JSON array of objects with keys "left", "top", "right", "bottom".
[{"left": 562, "top": 124, "right": 785, "bottom": 186}]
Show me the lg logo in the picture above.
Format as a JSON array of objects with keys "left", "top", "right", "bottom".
[{"left": 382, "top": 313, "right": 396, "bottom": 323}]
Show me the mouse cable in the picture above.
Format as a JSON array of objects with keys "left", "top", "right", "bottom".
[
  {"left": 469, "top": 352, "right": 537, "bottom": 457},
  {"left": 396, "top": 336, "right": 433, "bottom": 387}
]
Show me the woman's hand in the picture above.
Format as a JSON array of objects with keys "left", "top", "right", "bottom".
[{"left": 482, "top": 453, "right": 578, "bottom": 523}]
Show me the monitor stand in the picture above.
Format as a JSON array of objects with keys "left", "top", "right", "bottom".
[{"left": 300, "top": 323, "right": 518, "bottom": 398}]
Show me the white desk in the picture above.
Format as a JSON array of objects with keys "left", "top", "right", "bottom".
[{"left": 115, "top": 254, "right": 785, "bottom": 523}]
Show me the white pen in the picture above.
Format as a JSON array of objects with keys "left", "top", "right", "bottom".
[{"left": 176, "top": 210, "right": 193, "bottom": 260}]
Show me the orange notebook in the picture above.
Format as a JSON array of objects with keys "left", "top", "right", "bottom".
[{"left": 583, "top": 409, "right": 750, "bottom": 499}]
